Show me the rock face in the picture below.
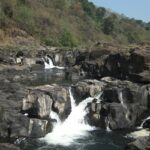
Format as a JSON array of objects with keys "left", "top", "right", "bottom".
[
  {"left": 33, "top": 85, "right": 71, "bottom": 120},
  {"left": 81, "top": 49, "right": 150, "bottom": 83},
  {"left": 0, "top": 45, "right": 149, "bottom": 149},
  {"left": 0, "top": 77, "right": 71, "bottom": 140},
  {"left": 73, "top": 78, "right": 150, "bottom": 130},
  {"left": 29, "top": 119, "right": 49, "bottom": 138},
  {"left": 143, "top": 118, "right": 150, "bottom": 129},
  {"left": 22, "top": 90, "right": 53, "bottom": 119},
  {"left": 125, "top": 136, "right": 150, "bottom": 150},
  {"left": 72, "top": 79, "right": 106, "bottom": 104},
  {"left": 0, "top": 143, "right": 20, "bottom": 150}
]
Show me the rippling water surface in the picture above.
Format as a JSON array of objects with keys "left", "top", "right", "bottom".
[{"left": 21, "top": 130, "right": 132, "bottom": 150}]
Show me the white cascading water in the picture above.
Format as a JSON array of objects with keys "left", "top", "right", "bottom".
[
  {"left": 140, "top": 116, "right": 150, "bottom": 128},
  {"left": 118, "top": 91, "right": 127, "bottom": 109},
  {"left": 106, "top": 119, "right": 111, "bottom": 132},
  {"left": 43, "top": 88, "right": 95, "bottom": 146},
  {"left": 127, "top": 116, "right": 150, "bottom": 138},
  {"left": 118, "top": 91, "right": 131, "bottom": 122},
  {"left": 43, "top": 56, "right": 64, "bottom": 69},
  {"left": 50, "top": 110, "right": 61, "bottom": 124}
]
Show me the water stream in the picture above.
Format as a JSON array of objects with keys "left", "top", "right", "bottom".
[
  {"left": 43, "top": 56, "right": 64, "bottom": 69},
  {"left": 43, "top": 89, "right": 95, "bottom": 146}
]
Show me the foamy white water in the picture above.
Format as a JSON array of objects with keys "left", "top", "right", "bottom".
[
  {"left": 119, "top": 91, "right": 127, "bottom": 109},
  {"left": 50, "top": 110, "right": 61, "bottom": 124},
  {"left": 139, "top": 116, "right": 150, "bottom": 128},
  {"left": 106, "top": 118, "right": 112, "bottom": 132},
  {"left": 43, "top": 88, "right": 95, "bottom": 146},
  {"left": 43, "top": 56, "right": 64, "bottom": 69}
]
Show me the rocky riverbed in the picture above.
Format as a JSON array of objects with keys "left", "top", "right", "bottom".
[{"left": 0, "top": 45, "right": 149, "bottom": 150}]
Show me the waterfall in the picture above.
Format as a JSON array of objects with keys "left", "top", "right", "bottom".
[
  {"left": 118, "top": 91, "right": 127, "bottom": 109},
  {"left": 140, "top": 116, "right": 150, "bottom": 128},
  {"left": 43, "top": 56, "right": 64, "bottom": 69},
  {"left": 69, "top": 87, "right": 76, "bottom": 110},
  {"left": 118, "top": 91, "right": 131, "bottom": 122},
  {"left": 50, "top": 110, "right": 61, "bottom": 124},
  {"left": 43, "top": 88, "right": 95, "bottom": 146},
  {"left": 106, "top": 118, "right": 111, "bottom": 132}
]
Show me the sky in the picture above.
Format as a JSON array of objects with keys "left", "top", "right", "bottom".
[{"left": 89, "top": 0, "right": 150, "bottom": 22}]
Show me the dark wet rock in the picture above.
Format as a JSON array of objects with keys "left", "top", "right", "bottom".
[
  {"left": 22, "top": 90, "right": 53, "bottom": 119},
  {"left": 75, "top": 78, "right": 150, "bottom": 130},
  {"left": 0, "top": 80, "right": 54, "bottom": 139},
  {"left": 125, "top": 136, "right": 150, "bottom": 150},
  {"left": 143, "top": 119, "right": 150, "bottom": 129},
  {"left": 0, "top": 112, "right": 30, "bottom": 138},
  {"left": 33, "top": 85, "right": 71, "bottom": 120},
  {"left": 16, "top": 51, "right": 24, "bottom": 58},
  {"left": 81, "top": 49, "right": 150, "bottom": 83},
  {"left": 86, "top": 99, "right": 107, "bottom": 128},
  {"left": 0, "top": 143, "right": 20, "bottom": 150},
  {"left": 0, "top": 51, "right": 16, "bottom": 65},
  {"left": 29, "top": 118, "right": 50, "bottom": 138},
  {"left": 72, "top": 79, "right": 106, "bottom": 104}
]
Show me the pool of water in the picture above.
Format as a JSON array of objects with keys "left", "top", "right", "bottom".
[{"left": 20, "top": 130, "right": 132, "bottom": 150}]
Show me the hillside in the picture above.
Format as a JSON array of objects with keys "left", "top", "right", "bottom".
[{"left": 0, "top": 0, "right": 150, "bottom": 48}]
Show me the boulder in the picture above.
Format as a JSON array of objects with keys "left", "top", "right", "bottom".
[
  {"left": 22, "top": 90, "right": 53, "bottom": 119},
  {"left": 29, "top": 118, "right": 50, "bottom": 138},
  {"left": 125, "top": 136, "right": 150, "bottom": 150},
  {"left": 143, "top": 118, "right": 150, "bottom": 129},
  {"left": 33, "top": 85, "right": 71, "bottom": 120},
  {"left": 0, "top": 112, "right": 30, "bottom": 138},
  {"left": 72, "top": 79, "right": 106, "bottom": 104},
  {"left": 0, "top": 143, "right": 20, "bottom": 150}
]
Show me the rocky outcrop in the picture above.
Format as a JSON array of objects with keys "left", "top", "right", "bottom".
[
  {"left": 29, "top": 118, "right": 50, "bottom": 138},
  {"left": 0, "top": 143, "right": 20, "bottom": 150},
  {"left": 73, "top": 78, "right": 150, "bottom": 130},
  {"left": 22, "top": 90, "right": 53, "bottom": 119},
  {"left": 34, "top": 85, "right": 71, "bottom": 120},
  {"left": 0, "top": 45, "right": 149, "bottom": 149},
  {"left": 0, "top": 76, "right": 71, "bottom": 141},
  {"left": 81, "top": 49, "right": 150, "bottom": 83},
  {"left": 72, "top": 79, "right": 106, "bottom": 104},
  {"left": 143, "top": 118, "right": 150, "bottom": 129},
  {"left": 0, "top": 81, "right": 51, "bottom": 139},
  {"left": 125, "top": 136, "right": 150, "bottom": 150}
]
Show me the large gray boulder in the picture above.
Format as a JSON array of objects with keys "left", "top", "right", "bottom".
[
  {"left": 34, "top": 85, "right": 71, "bottom": 120},
  {"left": 72, "top": 79, "right": 106, "bottom": 104},
  {"left": 22, "top": 90, "right": 53, "bottom": 119}
]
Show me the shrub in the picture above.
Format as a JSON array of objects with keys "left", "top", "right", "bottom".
[
  {"left": 59, "top": 29, "right": 77, "bottom": 47},
  {"left": 42, "top": 37, "right": 58, "bottom": 46},
  {"left": 127, "top": 32, "right": 140, "bottom": 43}
]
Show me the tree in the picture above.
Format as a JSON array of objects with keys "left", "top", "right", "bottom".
[
  {"left": 81, "top": 0, "right": 95, "bottom": 17},
  {"left": 95, "top": 7, "right": 106, "bottom": 21},
  {"left": 0, "top": 0, "right": 17, "bottom": 18},
  {"left": 102, "top": 17, "right": 114, "bottom": 34}
]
